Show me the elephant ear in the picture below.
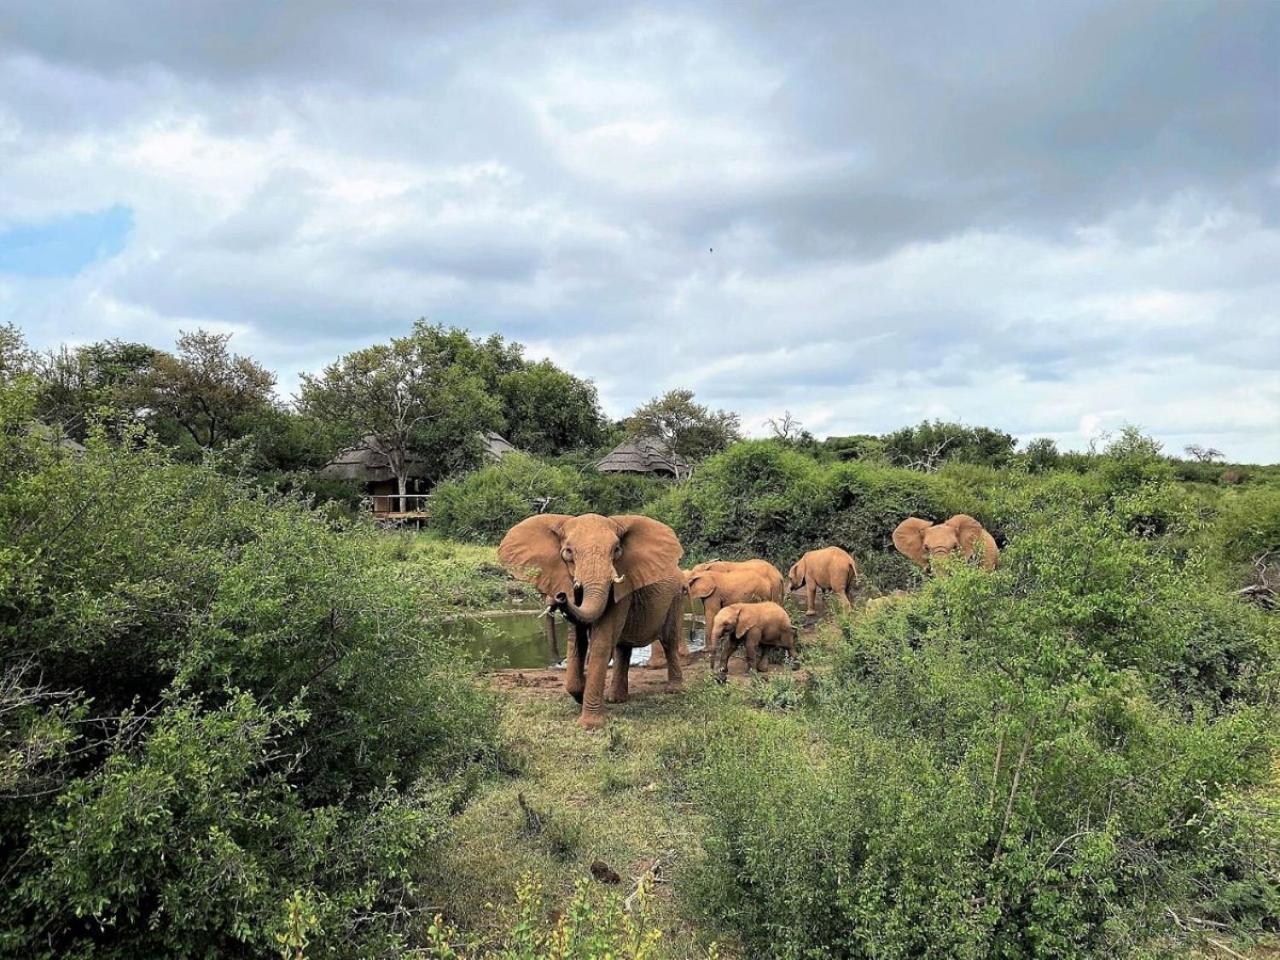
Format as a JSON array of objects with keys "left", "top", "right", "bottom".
[
  {"left": 498, "top": 514, "right": 573, "bottom": 599},
  {"left": 717, "top": 604, "right": 742, "bottom": 635},
  {"left": 687, "top": 571, "right": 718, "bottom": 600},
  {"left": 610, "top": 515, "right": 684, "bottom": 601},
  {"left": 788, "top": 560, "right": 804, "bottom": 587},
  {"left": 945, "top": 514, "right": 999, "bottom": 570},
  {"left": 892, "top": 518, "right": 931, "bottom": 567}
]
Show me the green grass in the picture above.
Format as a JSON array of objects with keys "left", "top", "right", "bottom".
[
  {"left": 419, "top": 616, "right": 845, "bottom": 958},
  {"left": 379, "top": 532, "right": 539, "bottom": 609}
]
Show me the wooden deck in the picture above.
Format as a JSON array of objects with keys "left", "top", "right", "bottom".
[{"left": 369, "top": 493, "right": 431, "bottom": 524}]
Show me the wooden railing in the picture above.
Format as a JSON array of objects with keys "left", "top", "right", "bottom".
[{"left": 369, "top": 494, "right": 432, "bottom": 516}]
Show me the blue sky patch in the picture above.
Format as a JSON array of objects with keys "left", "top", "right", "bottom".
[{"left": 0, "top": 205, "right": 132, "bottom": 277}]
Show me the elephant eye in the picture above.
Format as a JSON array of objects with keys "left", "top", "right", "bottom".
[
  {"left": 612, "top": 544, "right": 622, "bottom": 559},
  {"left": 561, "top": 546, "right": 574, "bottom": 562}
]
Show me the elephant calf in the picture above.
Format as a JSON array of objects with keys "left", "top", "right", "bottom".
[
  {"left": 788, "top": 546, "right": 860, "bottom": 617},
  {"left": 686, "top": 566, "right": 779, "bottom": 653},
  {"left": 710, "top": 602, "right": 797, "bottom": 683}
]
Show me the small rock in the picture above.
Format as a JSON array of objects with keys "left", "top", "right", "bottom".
[{"left": 589, "top": 860, "right": 621, "bottom": 885}]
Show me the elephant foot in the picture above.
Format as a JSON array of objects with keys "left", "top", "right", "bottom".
[
  {"left": 663, "top": 680, "right": 684, "bottom": 694},
  {"left": 605, "top": 690, "right": 629, "bottom": 704},
  {"left": 577, "top": 712, "right": 606, "bottom": 731},
  {"left": 568, "top": 688, "right": 584, "bottom": 704}
]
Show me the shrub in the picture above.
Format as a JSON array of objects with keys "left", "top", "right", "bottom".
[
  {"left": 577, "top": 468, "right": 667, "bottom": 516},
  {"left": 650, "top": 441, "right": 976, "bottom": 589},
  {"left": 423, "top": 871, "right": 691, "bottom": 959},
  {"left": 431, "top": 452, "right": 588, "bottom": 543},
  {"left": 0, "top": 380, "right": 501, "bottom": 958},
  {"left": 688, "top": 490, "right": 1278, "bottom": 959}
]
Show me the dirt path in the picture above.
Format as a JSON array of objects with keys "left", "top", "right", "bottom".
[{"left": 489, "top": 648, "right": 808, "bottom": 698}]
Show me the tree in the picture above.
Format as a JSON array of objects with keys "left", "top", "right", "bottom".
[
  {"left": 882, "top": 420, "right": 1017, "bottom": 471},
  {"left": 298, "top": 322, "right": 503, "bottom": 509},
  {"left": 498, "top": 360, "right": 607, "bottom": 456},
  {"left": 1184, "top": 443, "right": 1224, "bottom": 463},
  {"left": 33, "top": 340, "right": 159, "bottom": 440},
  {"left": 625, "top": 389, "right": 741, "bottom": 464},
  {"left": 765, "top": 410, "right": 808, "bottom": 442},
  {"left": 0, "top": 323, "right": 32, "bottom": 385},
  {"left": 1021, "top": 437, "right": 1061, "bottom": 474},
  {"left": 140, "top": 330, "right": 275, "bottom": 450}
]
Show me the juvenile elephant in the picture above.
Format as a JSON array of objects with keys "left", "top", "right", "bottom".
[
  {"left": 892, "top": 514, "right": 999, "bottom": 571},
  {"left": 690, "top": 559, "right": 785, "bottom": 602},
  {"left": 711, "top": 602, "right": 797, "bottom": 682},
  {"left": 498, "top": 513, "right": 686, "bottom": 729},
  {"left": 686, "top": 567, "right": 777, "bottom": 652},
  {"left": 788, "top": 546, "right": 860, "bottom": 617}
]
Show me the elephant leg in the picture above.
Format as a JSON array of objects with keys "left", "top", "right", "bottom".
[
  {"left": 659, "top": 597, "right": 685, "bottom": 693},
  {"left": 565, "top": 623, "right": 588, "bottom": 703},
  {"left": 607, "top": 645, "right": 632, "bottom": 703},
  {"left": 543, "top": 612, "right": 560, "bottom": 661},
  {"left": 579, "top": 614, "right": 620, "bottom": 729},
  {"left": 745, "top": 629, "right": 764, "bottom": 674},
  {"left": 805, "top": 583, "right": 818, "bottom": 618},
  {"left": 833, "top": 571, "right": 853, "bottom": 610},
  {"left": 714, "top": 635, "right": 734, "bottom": 683}
]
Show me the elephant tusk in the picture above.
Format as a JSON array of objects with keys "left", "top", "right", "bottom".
[
  {"left": 536, "top": 604, "right": 555, "bottom": 619},
  {"left": 613, "top": 573, "right": 626, "bottom": 584}
]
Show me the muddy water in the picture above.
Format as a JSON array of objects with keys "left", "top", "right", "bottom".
[{"left": 440, "top": 610, "right": 706, "bottom": 669}]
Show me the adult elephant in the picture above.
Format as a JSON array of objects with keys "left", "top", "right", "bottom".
[
  {"left": 788, "top": 546, "right": 860, "bottom": 617},
  {"left": 498, "top": 513, "right": 686, "bottom": 729},
  {"left": 892, "top": 514, "right": 999, "bottom": 571},
  {"left": 710, "top": 601, "right": 797, "bottom": 682},
  {"left": 685, "top": 567, "right": 777, "bottom": 653}
]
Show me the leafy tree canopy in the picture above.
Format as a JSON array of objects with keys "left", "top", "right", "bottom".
[
  {"left": 882, "top": 419, "right": 1017, "bottom": 471},
  {"left": 139, "top": 329, "right": 276, "bottom": 450},
  {"left": 625, "top": 388, "right": 741, "bottom": 463}
]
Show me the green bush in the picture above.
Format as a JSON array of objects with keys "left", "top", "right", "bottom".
[
  {"left": 1216, "top": 487, "right": 1280, "bottom": 566},
  {"left": 0, "top": 380, "right": 501, "bottom": 959},
  {"left": 688, "top": 489, "right": 1278, "bottom": 959},
  {"left": 649, "top": 441, "right": 976, "bottom": 589},
  {"left": 431, "top": 452, "right": 589, "bottom": 544},
  {"left": 577, "top": 468, "right": 667, "bottom": 516}
]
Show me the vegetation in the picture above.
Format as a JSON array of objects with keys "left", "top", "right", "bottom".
[
  {"left": 0, "top": 377, "right": 502, "bottom": 958},
  {"left": 625, "top": 388, "right": 742, "bottom": 465},
  {"left": 3, "top": 318, "right": 1278, "bottom": 958},
  {"left": 688, "top": 491, "right": 1278, "bottom": 959}
]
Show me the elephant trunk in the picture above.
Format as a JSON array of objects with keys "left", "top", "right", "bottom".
[
  {"left": 555, "top": 561, "right": 617, "bottom": 624},
  {"left": 712, "top": 626, "right": 731, "bottom": 682}
]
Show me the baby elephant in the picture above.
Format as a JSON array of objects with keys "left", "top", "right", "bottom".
[{"left": 711, "top": 602, "right": 797, "bottom": 683}]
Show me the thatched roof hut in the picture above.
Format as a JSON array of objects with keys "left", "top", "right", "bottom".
[
  {"left": 318, "top": 431, "right": 518, "bottom": 483},
  {"left": 317, "top": 440, "right": 428, "bottom": 483},
  {"left": 28, "top": 422, "right": 86, "bottom": 457},
  {"left": 482, "top": 431, "right": 517, "bottom": 460},
  {"left": 595, "top": 436, "right": 687, "bottom": 478}
]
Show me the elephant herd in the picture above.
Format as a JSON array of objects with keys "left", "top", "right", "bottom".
[{"left": 498, "top": 512, "right": 999, "bottom": 729}]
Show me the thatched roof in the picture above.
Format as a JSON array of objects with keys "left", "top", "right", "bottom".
[
  {"left": 318, "top": 431, "right": 518, "bottom": 482},
  {"left": 28, "top": 422, "right": 86, "bottom": 456},
  {"left": 595, "top": 436, "right": 687, "bottom": 477},
  {"left": 318, "top": 436, "right": 430, "bottom": 482},
  {"left": 482, "top": 431, "right": 517, "bottom": 460}
]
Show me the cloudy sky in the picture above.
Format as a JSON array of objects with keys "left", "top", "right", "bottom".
[{"left": 1, "top": 1, "right": 1277, "bottom": 460}]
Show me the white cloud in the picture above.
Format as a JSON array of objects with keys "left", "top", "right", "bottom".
[{"left": 1, "top": 1, "right": 1277, "bottom": 461}]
